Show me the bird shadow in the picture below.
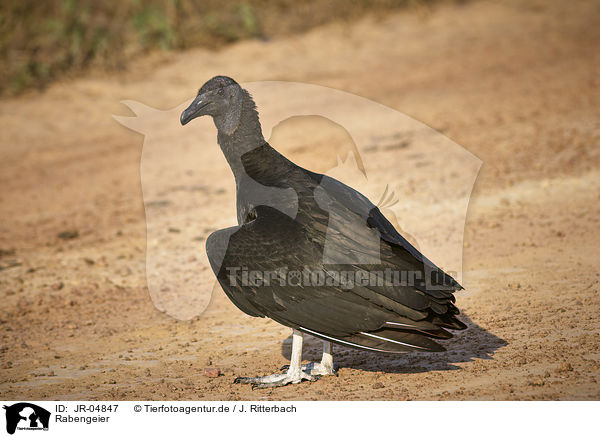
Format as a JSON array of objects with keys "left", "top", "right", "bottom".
[{"left": 280, "top": 313, "right": 506, "bottom": 374}]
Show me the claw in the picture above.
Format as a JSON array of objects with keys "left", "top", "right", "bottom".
[
  {"left": 253, "top": 374, "right": 319, "bottom": 389},
  {"left": 233, "top": 371, "right": 318, "bottom": 389}
]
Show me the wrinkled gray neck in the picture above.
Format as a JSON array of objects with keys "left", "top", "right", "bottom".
[{"left": 215, "top": 92, "right": 265, "bottom": 184}]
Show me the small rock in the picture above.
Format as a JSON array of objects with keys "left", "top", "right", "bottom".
[
  {"left": 515, "top": 357, "right": 527, "bottom": 365},
  {"left": 118, "top": 267, "right": 132, "bottom": 277},
  {"left": 58, "top": 230, "right": 79, "bottom": 240},
  {"left": 559, "top": 362, "right": 573, "bottom": 372},
  {"left": 146, "top": 200, "right": 171, "bottom": 208},
  {"left": 204, "top": 367, "right": 222, "bottom": 378},
  {"left": 168, "top": 227, "right": 181, "bottom": 233},
  {"left": 531, "top": 378, "right": 544, "bottom": 386},
  {"left": 51, "top": 282, "right": 64, "bottom": 291},
  {"left": 83, "top": 258, "right": 95, "bottom": 265},
  {"left": 0, "top": 249, "right": 16, "bottom": 258},
  {"left": 372, "top": 382, "right": 385, "bottom": 389}
]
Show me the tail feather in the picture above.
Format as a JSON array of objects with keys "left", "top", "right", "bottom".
[
  {"left": 299, "top": 326, "right": 446, "bottom": 353},
  {"left": 428, "top": 314, "right": 467, "bottom": 330},
  {"left": 357, "top": 328, "right": 446, "bottom": 352}
]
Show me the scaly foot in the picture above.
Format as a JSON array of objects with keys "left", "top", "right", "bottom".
[{"left": 234, "top": 369, "right": 318, "bottom": 389}]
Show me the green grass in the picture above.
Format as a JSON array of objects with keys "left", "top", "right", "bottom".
[{"left": 0, "top": 0, "right": 446, "bottom": 96}]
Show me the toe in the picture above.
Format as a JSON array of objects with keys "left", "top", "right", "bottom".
[
  {"left": 252, "top": 380, "right": 289, "bottom": 389},
  {"left": 234, "top": 377, "right": 250, "bottom": 384}
]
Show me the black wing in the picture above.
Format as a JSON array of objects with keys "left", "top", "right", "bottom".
[
  {"left": 312, "top": 175, "right": 465, "bottom": 318},
  {"left": 207, "top": 205, "right": 463, "bottom": 353}
]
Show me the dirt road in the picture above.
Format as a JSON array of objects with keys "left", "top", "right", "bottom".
[{"left": 1, "top": 0, "right": 599, "bottom": 400}]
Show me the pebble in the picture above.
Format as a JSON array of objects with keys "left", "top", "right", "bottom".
[
  {"left": 530, "top": 378, "right": 544, "bottom": 386},
  {"left": 58, "top": 230, "right": 79, "bottom": 239},
  {"left": 559, "top": 362, "right": 573, "bottom": 372},
  {"left": 204, "top": 368, "right": 222, "bottom": 378}
]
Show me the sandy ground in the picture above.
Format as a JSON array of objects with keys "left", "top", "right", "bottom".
[{"left": 1, "top": 0, "right": 600, "bottom": 400}]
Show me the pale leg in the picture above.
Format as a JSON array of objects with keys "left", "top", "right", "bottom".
[
  {"left": 234, "top": 329, "right": 317, "bottom": 388},
  {"left": 282, "top": 340, "right": 338, "bottom": 376},
  {"left": 306, "top": 340, "right": 337, "bottom": 375}
]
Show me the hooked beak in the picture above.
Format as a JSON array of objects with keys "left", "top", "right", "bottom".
[{"left": 180, "top": 94, "right": 210, "bottom": 125}]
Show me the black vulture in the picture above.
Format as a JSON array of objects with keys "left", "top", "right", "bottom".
[{"left": 180, "top": 76, "right": 466, "bottom": 388}]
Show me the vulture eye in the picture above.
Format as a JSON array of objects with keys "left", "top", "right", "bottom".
[{"left": 217, "top": 87, "right": 224, "bottom": 95}]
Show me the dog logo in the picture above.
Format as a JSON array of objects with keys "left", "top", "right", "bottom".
[{"left": 3, "top": 403, "right": 50, "bottom": 435}]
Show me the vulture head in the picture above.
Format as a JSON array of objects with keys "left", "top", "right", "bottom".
[{"left": 180, "top": 75, "right": 244, "bottom": 136}]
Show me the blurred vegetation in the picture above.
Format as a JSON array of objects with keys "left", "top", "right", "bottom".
[{"left": 0, "top": 0, "right": 445, "bottom": 96}]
